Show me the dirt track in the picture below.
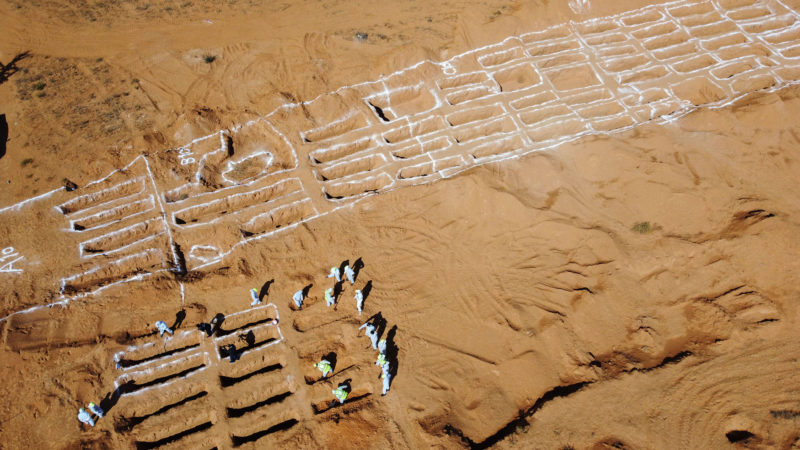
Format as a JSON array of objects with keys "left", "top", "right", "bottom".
[{"left": 2, "top": 0, "right": 800, "bottom": 448}]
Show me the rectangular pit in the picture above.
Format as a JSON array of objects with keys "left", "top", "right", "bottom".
[
  {"left": 436, "top": 71, "right": 490, "bottom": 90},
  {"left": 452, "top": 117, "right": 517, "bottom": 143},
  {"left": 620, "top": 66, "right": 669, "bottom": 84},
  {"left": 240, "top": 200, "right": 315, "bottom": 236},
  {"left": 701, "top": 33, "right": 748, "bottom": 51},
  {"left": 574, "top": 102, "right": 625, "bottom": 119},
  {"left": 526, "top": 119, "right": 587, "bottom": 142},
  {"left": 323, "top": 172, "right": 393, "bottom": 199},
  {"left": 478, "top": 47, "right": 525, "bottom": 67},
  {"left": 711, "top": 59, "right": 758, "bottom": 79},
  {"left": 310, "top": 137, "right": 372, "bottom": 165},
  {"left": 173, "top": 179, "right": 303, "bottom": 225},
  {"left": 61, "top": 249, "right": 165, "bottom": 294},
  {"left": 446, "top": 86, "right": 496, "bottom": 105},
  {"left": 58, "top": 178, "right": 146, "bottom": 215},
  {"left": 470, "top": 135, "right": 525, "bottom": 160},
  {"left": 391, "top": 136, "right": 452, "bottom": 159},
  {"left": 301, "top": 113, "right": 369, "bottom": 143},
  {"left": 602, "top": 55, "right": 650, "bottom": 73},
  {"left": 651, "top": 42, "right": 700, "bottom": 60},
  {"left": 446, "top": 104, "right": 505, "bottom": 127},
  {"left": 672, "top": 54, "right": 717, "bottom": 72},
  {"left": 318, "top": 154, "right": 387, "bottom": 182},
  {"left": 518, "top": 104, "right": 574, "bottom": 125},
  {"left": 71, "top": 196, "right": 155, "bottom": 231},
  {"left": 621, "top": 9, "right": 663, "bottom": 26},
  {"left": 509, "top": 91, "right": 557, "bottom": 110},
  {"left": 631, "top": 22, "right": 678, "bottom": 39}
]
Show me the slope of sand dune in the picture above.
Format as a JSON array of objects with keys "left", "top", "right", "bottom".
[{"left": 1, "top": 0, "right": 800, "bottom": 448}]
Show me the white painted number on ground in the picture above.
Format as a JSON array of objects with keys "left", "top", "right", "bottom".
[
  {"left": 0, "top": 247, "right": 24, "bottom": 273},
  {"left": 178, "top": 148, "right": 196, "bottom": 166}
]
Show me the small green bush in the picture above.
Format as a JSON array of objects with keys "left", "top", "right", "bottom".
[
  {"left": 632, "top": 221, "right": 651, "bottom": 233},
  {"left": 32, "top": 81, "right": 46, "bottom": 91},
  {"left": 203, "top": 54, "right": 216, "bottom": 64},
  {"left": 21, "top": 158, "right": 34, "bottom": 167}
]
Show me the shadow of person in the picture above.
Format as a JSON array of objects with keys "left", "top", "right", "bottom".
[
  {"left": 333, "top": 281, "right": 343, "bottom": 302},
  {"left": 353, "top": 257, "right": 365, "bottom": 282},
  {"left": 171, "top": 310, "right": 186, "bottom": 330},
  {"left": 375, "top": 315, "right": 388, "bottom": 341},
  {"left": 340, "top": 378, "right": 352, "bottom": 394},
  {"left": 323, "top": 351, "right": 338, "bottom": 372},
  {"left": 211, "top": 313, "right": 225, "bottom": 335},
  {"left": 114, "top": 379, "right": 137, "bottom": 396},
  {"left": 0, "top": 52, "right": 30, "bottom": 85},
  {"left": 240, "top": 330, "right": 256, "bottom": 347},
  {"left": 99, "top": 385, "right": 123, "bottom": 414},
  {"left": 224, "top": 344, "right": 239, "bottom": 363},
  {"left": 339, "top": 259, "right": 350, "bottom": 275},
  {"left": 197, "top": 322, "right": 213, "bottom": 336},
  {"left": 385, "top": 325, "right": 399, "bottom": 379},
  {"left": 363, "top": 311, "right": 387, "bottom": 340},
  {"left": 362, "top": 280, "right": 373, "bottom": 301},
  {"left": 302, "top": 283, "right": 313, "bottom": 298},
  {"left": 259, "top": 279, "right": 274, "bottom": 300},
  {"left": 0, "top": 114, "right": 7, "bottom": 160}
]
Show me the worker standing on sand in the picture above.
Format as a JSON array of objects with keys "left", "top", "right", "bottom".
[
  {"left": 293, "top": 289, "right": 304, "bottom": 309},
  {"left": 325, "top": 288, "right": 335, "bottom": 307},
  {"left": 359, "top": 321, "right": 379, "bottom": 350},
  {"left": 332, "top": 383, "right": 349, "bottom": 404},
  {"left": 344, "top": 265, "right": 355, "bottom": 284},
  {"left": 314, "top": 359, "right": 332, "bottom": 378},
  {"left": 155, "top": 320, "right": 173, "bottom": 336},
  {"left": 327, "top": 266, "right": 341, "bottom": 282},
  {"left": 354, "top": 289, "right": 364, "bottom": 314},
  {"left": 77, "top": 408, "right": 95, "bottom": 427},
  {"left": 249, "top": 288, "right": 261, "bottom": 306},
  {"left": 377, "top": 338, "right": 387, "bottom": 355},
  {"left": 88, "top": 402, "right": 104, "bottom": 418},
  {"left": 381, "top": 362, "right": 391, "bottom": 396}
]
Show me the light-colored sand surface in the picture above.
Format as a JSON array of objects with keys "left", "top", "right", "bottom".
[{"left": 2, "top": 0, "right": 800, "bottom": 448}]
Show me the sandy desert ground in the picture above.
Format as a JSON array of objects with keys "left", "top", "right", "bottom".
[{"left": 2, "top": 0, "right": 800, "bottom": 448}]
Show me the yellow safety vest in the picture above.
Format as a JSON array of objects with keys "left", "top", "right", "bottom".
[{"left": 333, "top": 388, "right": 348, "bottom": 402}]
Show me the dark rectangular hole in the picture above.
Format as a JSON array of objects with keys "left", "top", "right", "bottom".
[
  {"left": 135, "top": 421, "right": 213, "bottom": 450},
  {"left": 312, "top": 392, "right": 372, "bottom": 414},
  {"left": 123, "top": 364, "right": 205, "bottom": 393},
  {"left": 219, "top": 363, "right": 283, "bottom": 387},
  {"left": 217, "top": 338, "right": 278, "bottom": 359},
  {"left": 115, "top": 391, "right": 208, "bottom": 432},
  {"left": 216, "top": 317, "right": 277, "bottom": 337},
  {"left": 231, "top": 418, "right": 299, "bottom": 447},
  {"left": 118, "top": 343, "right": 201, "bottom": 368},
  {"left": 226, "top": 391, "right": 293, "bottom": 418}
]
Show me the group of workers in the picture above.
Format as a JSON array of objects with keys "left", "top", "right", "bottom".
[
  {"left": 81, "top": 259, "right": 392, "bottom": 428},
  {"left": 315, "top": 317, "right": 393, "bottom": 407},
  {"left": 361, "top": 318, "right": 392, "bottom": 397},
  {"left": 300, "top": 262, "right": 393, "bottom": 404},
  {"left": 289, "top": 262, "right": 365, "bottom": 314}
]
